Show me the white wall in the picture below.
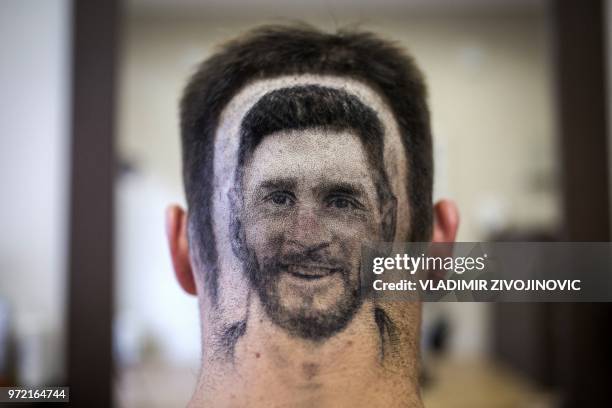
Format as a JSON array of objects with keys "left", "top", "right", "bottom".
[
  {"left": 116, "top": 9, "right": 559, "bottom": 364},
  {"left": 0, "top": 0, "right": 71, "bottom": 384}
]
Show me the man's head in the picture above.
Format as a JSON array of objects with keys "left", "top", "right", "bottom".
[
  {"left": 165, "top": 23, "right": 459, "bottom": 343},
  {"left": 179, "top": 23, "right": 432, "bottom": 292}
]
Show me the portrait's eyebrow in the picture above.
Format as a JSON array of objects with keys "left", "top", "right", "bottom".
[
  {"left": 316, "top": 180, "right": 368, "bottom": 201},
  {"left": 255, "top": 177, "right": 298, "bottom": 195}
]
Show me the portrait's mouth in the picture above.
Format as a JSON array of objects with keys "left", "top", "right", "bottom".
[{"left": 283, "top": 263, "right": 340, "bottom": 280}]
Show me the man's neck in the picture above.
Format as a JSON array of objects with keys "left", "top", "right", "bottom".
[{"left": 189, "top": 297, "right": 423, "bottom": 407}]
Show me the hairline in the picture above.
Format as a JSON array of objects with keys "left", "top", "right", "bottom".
[
  {"left": 236, "top": 83, "right": 394, "bottom": 212},
  {"left": 240, "top": 127, "right": 390, "bottom": 213},
  {"left": 212, "top": 74, "right": 410, "bottom": 236}
]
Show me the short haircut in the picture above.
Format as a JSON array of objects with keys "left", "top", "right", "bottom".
[
  {"left": 180, "top": 24, "right": 433, "bottom": 295},
  {"left": 236, "top": 85, "right": 394, "bottom": 208}
]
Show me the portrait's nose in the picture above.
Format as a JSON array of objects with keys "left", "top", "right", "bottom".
[{"left": 286, "top": 205, "right": 331, "bottom": 250}]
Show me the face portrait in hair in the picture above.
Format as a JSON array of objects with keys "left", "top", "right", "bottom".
[{"left": 230, "top": 86, "right": 396, "bottom": 341}]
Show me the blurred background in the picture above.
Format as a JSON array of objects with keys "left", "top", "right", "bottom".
[{"left": 1, "top": 0, "right": 611, "bottom": 407}]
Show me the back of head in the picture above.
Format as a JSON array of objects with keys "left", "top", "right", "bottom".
[
  {"left": 181, "top": 25, "right": 433, "bottom": 277},
  {"left": 171, "top": 23, "right": 443, "bottom": 408}
]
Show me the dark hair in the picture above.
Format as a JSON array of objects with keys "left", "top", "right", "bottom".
[
  {"left": 237, "top": 85, "right": 394, "bottom": 208},
  {"left": 180, "top": 24, "right": 433, "bottom": 293}
]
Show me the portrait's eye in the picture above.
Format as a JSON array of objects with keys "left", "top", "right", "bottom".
[
  {"left": 330, "top": 197, "right": 351, "bottom": 209},
  {"left": 327, "top": 195, "right": 362, "bottom": 210},
  {"left": 266, "top": 191, "right": 295, "bottom": 207},
  {"left": 272, "top": 194, "right": 289, "bottom": 205}
]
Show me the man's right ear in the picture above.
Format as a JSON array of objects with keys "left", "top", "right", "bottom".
[
  {"left": 165, "top": 205, "right": 197, "bottom": 295},
  {"left": 432, "top": 199, "right": 460, "bottom": 243}
]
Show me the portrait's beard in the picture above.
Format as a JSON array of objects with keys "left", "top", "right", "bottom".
[{"left": 243, "top": 245, "right": 363, "bottom": 341}]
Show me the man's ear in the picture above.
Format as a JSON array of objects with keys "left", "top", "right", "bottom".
[
  {"left": 432, "top": 199, "right": 460, "bottom": 243},
  {"left": 165, "top": 205, "right": 197, "bottom": 295}
]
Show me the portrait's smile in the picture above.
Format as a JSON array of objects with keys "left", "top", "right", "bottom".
[
  {"left": 283, "top": 262, "right": 340, "bottom": 279},
  {"left": 278, "top": 261, "right": 347, "bottom": 303},
  {"left": 278, "top": 265, "right": 347, "bottom": 308}
]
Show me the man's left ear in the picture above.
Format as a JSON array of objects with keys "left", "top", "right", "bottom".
[
  {"left": 165, "top": 205, "right": 197, "bottom": 295},
  {"left": 432, "top": 199, "right": 460, "bottom": 243}
]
